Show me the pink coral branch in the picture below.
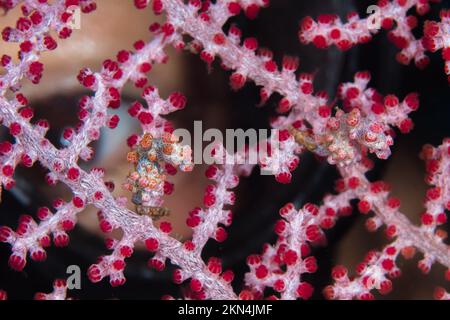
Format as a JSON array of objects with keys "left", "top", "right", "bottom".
[
  {"left": 322, "top": 140, "right": 450, "bottom": 299},
  {"left": 337, "top": 145, "right": 450, "bottom": 269},
  {"left": 245, "top": 139, "right": 449, "bottom": 300},
  {"left": 276, "top": 71, "right": 418, "bottom": 167},
  {"left": 0, "top": 139, "right": 23, "bottom": 192},
  {"left": 1, "top": 0, "right": 96, "bottom": 90},
  {"left": 423, "top": 9, "right": 450, "bottom": 82},
  {"left": 156, "top": 0, "right": 326, "bottom": 129},
  {"left": 242, "top": 186, "right": 359, "bottom": 300},
  {"left": 155, "top": 0, "right": 419, "bottom": 169},
  {"left": 299, "top": 0, "right": 439, "bottom": 68},
  {"left": 67, "top": 34, "right": 170, "bottom": 161},
  {"left": 189, "top": 162, "right": 238, "bottom": 252},
  {"left": 300, "top": 1, "right": 450, "bottom": 84},
  {"left": 324, "top": 241, "right": 401, "bottom": 300},
  {"left": 244, "top": 203, "right": 323, "bottom": 300},
  {"left": 435, "top": 287, "right": 450, "bottom": 300},
  {"left": 34, "top": 279, "right": 69, "bottom": 300},
  {"left": 0, "top": 199, "right": 81, "bottom": 270},
  {"left": 0, "top": 0, "right": 448, "bottom": 300},
  {"left": 0, "top": 96, "right": 237, "bottom": 298},
  {"left": 0, "top": 0, "right": 243, "bottom": 300}
]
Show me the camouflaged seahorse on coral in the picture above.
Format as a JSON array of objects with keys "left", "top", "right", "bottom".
[{"left": 123, "top": 132, "right": 193, "bottom": 219}]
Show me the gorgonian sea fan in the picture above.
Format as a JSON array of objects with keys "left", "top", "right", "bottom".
[{"left": 0, "top": 0, "right": 449, "bottom": 300}]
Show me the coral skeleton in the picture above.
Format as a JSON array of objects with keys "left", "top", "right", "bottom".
[{"left": 0, "top": 0, "right": 448, "bottom": 300}]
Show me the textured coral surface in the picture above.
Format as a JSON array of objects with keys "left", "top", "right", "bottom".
[{"left": 0, "top": 0, "right": 449, "bottom": 300}]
